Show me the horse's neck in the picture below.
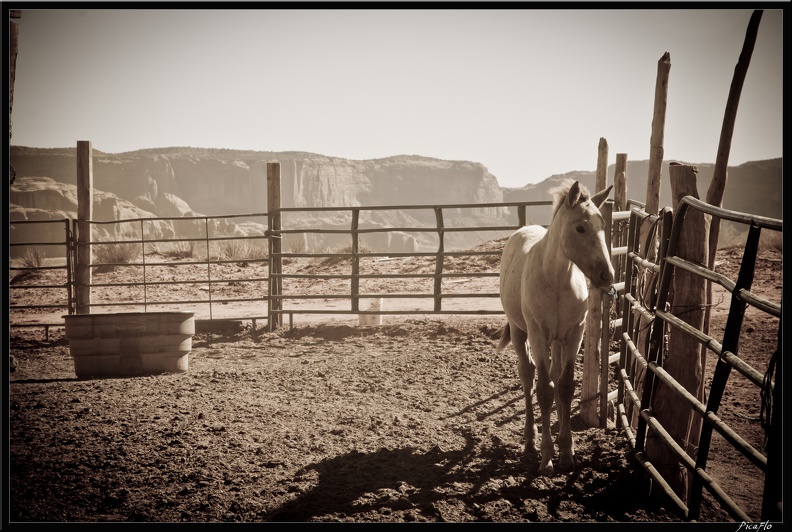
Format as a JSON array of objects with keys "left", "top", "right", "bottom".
[{"left": 536, "top": 225, "right": 577, "bottom": 282}]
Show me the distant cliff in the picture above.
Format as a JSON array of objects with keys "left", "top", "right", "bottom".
[
  {"left": 10, "top": 147, "right": 511, "bottom": 256},
  {"left": 502, "top": 158, "right": 782, "bottom": 246},
  {"left": 10, "top": 146, "right": 781, "bottom": 258}
]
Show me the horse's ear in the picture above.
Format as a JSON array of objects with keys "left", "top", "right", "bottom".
[
  {"left": 566, "top": 181, "right": 582, "bottom": 207},
  {"left": 591, "top": 185, "right": 613, "bottom": 209}
]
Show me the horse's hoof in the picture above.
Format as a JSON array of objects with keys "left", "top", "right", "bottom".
[
  {"left": 558, "top": 458, "right": 576, "bottom": 473},
  {"left": 523, "top": 440, "right": 539, "bottom": 456},
  {"left": 558, "top": 453, "right": 576, "bottom": 472},
  {"left": 537, "top": 461, "right": 554, "bottom": 476}
]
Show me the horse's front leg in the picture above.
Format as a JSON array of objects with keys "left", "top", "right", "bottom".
[
  {"left": 510, "top": 324, "right": 538, "bottom": 455},
  {"left": 534, "top": 355, "right": 555, "bottom": 475},
  {"left": 552, "top": 339, "right": 579, "bottom": 472}
]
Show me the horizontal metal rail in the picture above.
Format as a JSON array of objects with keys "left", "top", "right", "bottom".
[
  {"left": 665, "top": 255, "right": 780, "bottom": 317},
  {"left": 89, "top": 278, "right": 269, "bottom": 288},
  {"left": 269, "top": 292, "right": 501, "bottom": 300}
]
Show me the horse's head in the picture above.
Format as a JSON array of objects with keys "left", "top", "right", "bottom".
[{"left": 551, "top": 180, "right": 615, "bottom": 290}]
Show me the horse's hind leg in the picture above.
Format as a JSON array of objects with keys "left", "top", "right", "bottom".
[{"left": 510, "top": 324, "right": 537, "bottom": 456}]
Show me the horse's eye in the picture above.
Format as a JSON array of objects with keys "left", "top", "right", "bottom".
[{"left": 575, "top": 226, "right": 585, "bottom": 234}]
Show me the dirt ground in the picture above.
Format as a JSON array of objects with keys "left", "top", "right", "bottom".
[{"left": 7, "top": 237, "right": 781, "bottom": 523}]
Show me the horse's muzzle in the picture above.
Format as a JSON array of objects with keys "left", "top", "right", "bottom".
[{"left": 595, "top": 269, "right": 614, "bottom": 290}]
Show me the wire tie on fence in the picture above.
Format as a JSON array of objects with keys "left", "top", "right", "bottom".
[{"left": 669, "top": 303, "right": 712, "bottom": 319}]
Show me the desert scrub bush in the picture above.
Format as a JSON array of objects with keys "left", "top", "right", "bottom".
[
  {"left": 212, "top": 239, "right": 268, "bottom": 262},
  {"left": 10, "top": 247, "right": 46, "bottom": 284},
  {"left": 93, "top": 233, "right": 142, "bottom": 272},
  {"left": 760, "top": 229, "right": 783, "bottom": 252},
  {"left": 156, "top": 239, "right": 201, "bottom": 259},
  {"left": 319, "top": 243, "right": 371, "bottom": 267},
  {"left": 287, "top": 238, "right": 306, "bottom": 254},
  {"left": 19, "top": 246, "right": 46, "bottom": 268}
]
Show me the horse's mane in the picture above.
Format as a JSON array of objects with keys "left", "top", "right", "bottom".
[{"left": 549, "top": 178, "right": 591, "bottom": 219}]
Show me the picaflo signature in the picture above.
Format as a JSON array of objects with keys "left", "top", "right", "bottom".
[{"left": 737, "top": 521, "right": 773, "bottom": 531}]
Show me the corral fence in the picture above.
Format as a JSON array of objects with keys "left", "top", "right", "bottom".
[
  {"left": 10, "top": 201, "right": 540, "bottom": 331},
  {"left": 266, "top": 201, "right": 546, "bottom": 329},
  {"left": 609, "top": 194, "right": 782, "bottom": 522},
  {"left": 9, "top": 157, "right": 782, "bottom": 522},
  {"left": 9, "top": 218, "right": 74, "bottom": 339}
]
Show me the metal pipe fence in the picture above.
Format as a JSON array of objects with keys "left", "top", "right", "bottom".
[
  {"left": 9, "top": 218, "right": 74, "bottom": 339},
  {"left": 612, "top": 198, "right": 782, "bottom": 521},
  {"left": 74, "top": 212, "right": 270, "bottom": 325},
  {"left": 266, "top": 201, "right": 549, "bottom": 328}
]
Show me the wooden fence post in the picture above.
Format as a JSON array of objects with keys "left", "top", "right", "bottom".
[
  {"left": 434, "top": 207, "right": 445, "bottom": 312},
  {"left": 76, "top": 141, "right": 93, "bottom": 315},
  {"left": 645, "top": 163, "right": 709, "bottom": 501},
  {"left": 611, "top": 156, "right": 628, "bottom": 380},
  {"left": 640, "top": 52, "right": 671, "bottom": 260},
  {"left": 631, "top": 52, "right": 671, "bottom": 428},
  {"left": 267, "top": 162, "right": 282, "bottom": 330},
  {"left": 581, "top": 137, "right": 609, "bottom": 426},
  {"left": 613, "top": 153, "right": 628, "bottom": 287},
  {"left": 613, "top": 154, "right": 628, "bottom": 213}
]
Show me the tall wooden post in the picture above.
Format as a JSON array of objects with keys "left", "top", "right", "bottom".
[
  {"left": 631, "top": 53, "right": 671, "bottom": 428},
  {"left": 613, "top": 154, "right": 627, "bottom": 213},
  {"left": 581, "top": 137, "right": 608, "bottom": 426},
  {"left": 640, "top": 52, "right": 671, "bottom": 261},
  {"left": 645, "top": 163, "right": 709, "bottom": 501},
  {"left": 267, "top": 163, "right": 282, "bottom": 330},
  {"left": 611, "top": 155, "right": 628, "bottom": 349},
  {"left": 613, "top": 154, "right": 628, "bottom": 286},
  {"left": 76, "top": 141, "right": 93, "bottom": 314}
]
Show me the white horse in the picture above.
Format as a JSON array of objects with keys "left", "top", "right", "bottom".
[{"left": 498, "top": 180, "right": 614, "bottom": 475}]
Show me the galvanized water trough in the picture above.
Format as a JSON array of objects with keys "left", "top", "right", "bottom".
[{"left": 63, "top": 311, "right": 195, "bottom": 378}]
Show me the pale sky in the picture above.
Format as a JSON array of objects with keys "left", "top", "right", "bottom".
[{"left": 10, "top": 7, "right": 783, "bottom": 188}]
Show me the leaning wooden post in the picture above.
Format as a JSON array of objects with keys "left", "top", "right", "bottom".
[
  {"left": 645, "top": 163, "right": 709, "bottom": 501},
  {"left": 581, "top": 137, "right": 608, "bottom": 427},
  {"left": 695, "top": 10, "right": 763, "bottom": 496},
  {"left": 76, "top": 141, "right": 93, "bottom": 315},
  {"left": 267, "top": 162, "right": 282, "bottom": 331},
  {"left": 705, "top": 10, "right": 762, "bottom": 264}
]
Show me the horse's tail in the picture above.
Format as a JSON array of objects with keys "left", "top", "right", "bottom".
[{"left": 497, "top": 322, "right": 511, "bottom": 352}]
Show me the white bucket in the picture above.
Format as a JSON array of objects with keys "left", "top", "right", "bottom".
[{"left": 358, "top": 298, "right": 383, "bottom": 326}]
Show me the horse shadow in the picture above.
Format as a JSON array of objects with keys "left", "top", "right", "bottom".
[
  {"left": 265, "top": 428, "right": 492, "bottom": 521},
  {"left": 264, "top": 380, "right": 597, "bottom": 523},
  {"left": 264, "top": 423, "right": 611, "bottom": 522}
]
